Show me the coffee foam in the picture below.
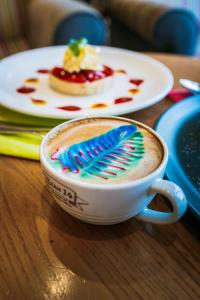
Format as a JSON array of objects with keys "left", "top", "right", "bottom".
[{"left": 46, "top": 118, "right": 164, "bottom": 184}]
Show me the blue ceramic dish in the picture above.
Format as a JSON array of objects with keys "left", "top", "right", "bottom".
[{"left": 155, "top": 95, "right": 200, "bottom": 221}]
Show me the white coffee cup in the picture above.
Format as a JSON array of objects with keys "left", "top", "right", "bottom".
[{"left": 40, "top": 116, "right": 187, "bottom": 225}]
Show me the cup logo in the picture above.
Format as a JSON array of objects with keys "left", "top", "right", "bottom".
[{"left": 44, "top": 173, "right": 88, "bottom": 211}]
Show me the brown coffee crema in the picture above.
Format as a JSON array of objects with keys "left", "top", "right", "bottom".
[{"left": 46, "top": 118, "right": 164, "bottom": 184}]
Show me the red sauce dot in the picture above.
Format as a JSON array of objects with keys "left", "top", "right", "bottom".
[
  {"left": 129, "top": 79, "right": 144, "bottom": 86},
  {"left": 31, "top": 98, "right": 47, "bottom": 105},
  {"left": 37, "top": 69, "right": 49, "bottom": 74},
  {"left": 57, "top": 106, "right": 81, "bottom": 111},
  {"left": 115, "top": 69, "right": 127, "bottom": 74},
  {"left": 114, "top": 97, "right": 133, "bottom": 104},
  {"left": 128, "top": 88, "right": 140, "bottom": 95},
  {"left": 91, "top": 103, "right": 108, "bottom": 109},
  {"left": 17, "top": 86, "right": 35, "bottom": 94},
  {"left": 25, "top": 78, "right": 39, "bottom": 83}
]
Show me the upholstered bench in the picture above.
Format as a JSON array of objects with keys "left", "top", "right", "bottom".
[
  {"left": 0, "top": 0, "right": 108, "bottom": 59},
  {"left": 88, "top": 0, "right": 199, "bottom": 55}
]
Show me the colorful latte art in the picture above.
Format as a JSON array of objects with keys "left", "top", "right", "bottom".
[{"left": 51, "top": 125, "right": 144, "bottom": 180}]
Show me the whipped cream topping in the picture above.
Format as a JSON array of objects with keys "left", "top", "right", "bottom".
[{"left": 64, "top": 45, "right": 102, "bottom": 73}]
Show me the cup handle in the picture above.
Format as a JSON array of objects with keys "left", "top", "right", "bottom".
[{"left": 136, "top": 179, "right": 187, "bottom": 224}]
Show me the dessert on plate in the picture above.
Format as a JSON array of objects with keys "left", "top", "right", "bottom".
[{"left": 49, "top": 38, "right": 114, "bottom": 96}]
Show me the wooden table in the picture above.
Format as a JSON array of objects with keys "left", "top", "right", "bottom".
[{"left": 0, "top": 54, "right": 200, "bottom": 300}]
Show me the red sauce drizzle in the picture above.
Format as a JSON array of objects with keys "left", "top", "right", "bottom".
[
  {"left": 129, "top": 79, "right": 144, "bottom": 86},
  {"left": 114, "top": 97, "right": 133, "bottom": 104},
  {"left": 57, "top": 106, "right": 81, "bottom": 111},
  {"left": 17, "top": 86, "right": 35, "bottom": 94},
  {"left": 51, "top": 65, "right": 113, "bottom": 83},
  {"left": 37, "top": 69, "right": 49, "bottom": 74},
  {"left": 91, "top": 103, "right": 108, "bottom": 109}
]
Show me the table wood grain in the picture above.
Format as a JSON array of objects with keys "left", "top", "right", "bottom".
[{"left": 0, "top": 54, "right": 200, "bottom": 300}]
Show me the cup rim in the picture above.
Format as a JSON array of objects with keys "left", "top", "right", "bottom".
[{"left": 40, "top": 116, "right": 168, "bottom": 190}]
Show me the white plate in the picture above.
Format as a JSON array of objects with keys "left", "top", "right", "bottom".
[{"left": 0, "top": 46, "right": 173, "bottom": 119}]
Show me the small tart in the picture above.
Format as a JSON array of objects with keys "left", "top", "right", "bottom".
[{"left": 49, "top": 65, "right": 114, "bottom": 96}]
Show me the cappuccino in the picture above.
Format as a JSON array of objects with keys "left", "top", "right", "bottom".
[{"left": 46, "top": 118, "right": 163, "bottom": 184}]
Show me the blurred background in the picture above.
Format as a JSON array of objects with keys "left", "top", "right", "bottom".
[{"left": 0, "top": 0, "right": 200, "bottom": 60}]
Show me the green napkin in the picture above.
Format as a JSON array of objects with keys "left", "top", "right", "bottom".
[
  {"left": 0, "top": 106, "right": 64, "bottom": 160},
  {"left": 0, "top": 106, "right": 63, "bottom": 126}
]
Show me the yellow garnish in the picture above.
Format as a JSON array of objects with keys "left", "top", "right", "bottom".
[{"left": 64, "top": 44, "right": 102, "bottom": 73}]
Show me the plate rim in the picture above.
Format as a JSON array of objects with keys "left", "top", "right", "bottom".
[
  {"left": 0, "top": 45, "right": 174, "bottom": 119},
  {"left": 155, "top": 95, "right": 200, "bottom": 219}
]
